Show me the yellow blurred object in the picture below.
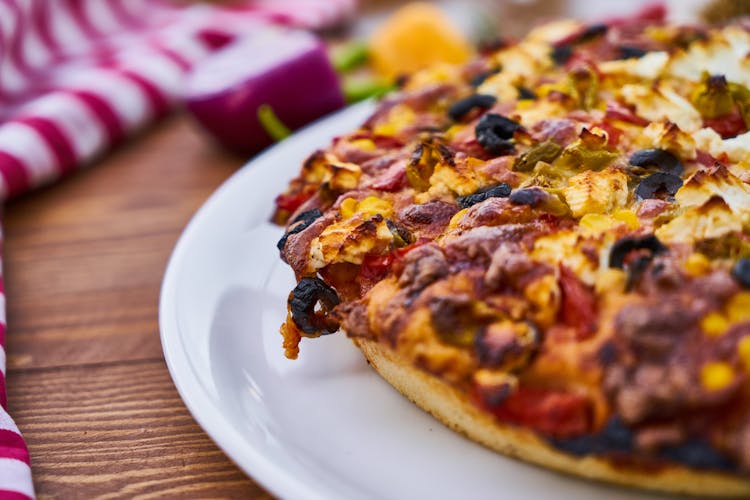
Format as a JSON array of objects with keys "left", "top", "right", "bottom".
[
  {"left": 700, "top": 361, "right": 735, "bottom": 391},
  {"left": 369, "top": 2, "right": 473, "bottom": 79}
]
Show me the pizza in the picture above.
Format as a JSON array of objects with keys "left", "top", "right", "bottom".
[{"left": 274, "top": 7, "right": 750, "bottom": 496}]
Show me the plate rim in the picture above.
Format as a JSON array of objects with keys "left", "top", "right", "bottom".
[{"left": 158, "top": 102, "right": 375, "bottom": 500}]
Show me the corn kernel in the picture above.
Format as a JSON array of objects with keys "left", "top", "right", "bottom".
[
  {"left": 700, "top": 362, "right": 735, "bottom": 391},
  {"left": 612, "top": 209, "right": 640, "bottom": 229},
  {"left": 579, "top": 213, "right": 616, "bottom": 236},
  {"left": 448, "top": 208, "right": 468, "bottom": 229},
  {"left": 684, "top": 253, "right": 712, "bottom": 277},
  {"left": 701, "top": 311, "right": 729, "bottom": 337},
  {"left": 340, "top": 198, "right": 358, "bottom": 219},
  {"left": 373, "top": 106, "right": 416, "bottom": 136},
  {"left": 357, "top": 196, "right": 393, "bottom": 218},
  {"left": 349, "top": 139, "right": 376, "bottom": 151},
  {"left": 738, "top": 336, "right": 750, "bottom": 371},
  {"left": 594, "top": 268, "right": 626, "bottom": 295},
  {"left": 726, "top": 292, "right": 750, "bottom": 323}
]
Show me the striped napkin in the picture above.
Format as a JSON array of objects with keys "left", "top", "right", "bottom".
[{"left": 0, "top": 0, "right": 355, "bottom": 497}]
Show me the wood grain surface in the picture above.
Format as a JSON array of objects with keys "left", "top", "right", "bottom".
[{"left": 3, "top": 115, "right": 273, "bottom": 498}]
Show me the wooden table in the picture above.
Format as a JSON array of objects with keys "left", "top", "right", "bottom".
[{"left": 4, "top": 114, "right": 272, "bottom": 498}]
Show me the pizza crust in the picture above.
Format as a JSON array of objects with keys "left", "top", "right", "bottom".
[{"left": 354, "top": 338, "right": 750, "bottom": 497}]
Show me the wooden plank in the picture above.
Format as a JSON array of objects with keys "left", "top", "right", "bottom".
[
  {"left": 3, "top": 116, "right": 244, "bottom": 369},
  {"left": 6, "top": 359, "right": 269, "bottom": 499}
]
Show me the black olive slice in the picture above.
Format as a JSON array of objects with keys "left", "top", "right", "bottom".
[
  {"left": 277, "top": 208, "right": 323, "bottom": 251},
  {"left": 517, "top": 86, "right": 537, "bottom": 100},
  {"left": 456, "top": 183, "right": 512, "bottom": 208},
  {"left": 618, "top": 45, "right": 648, "bottom": 59},
  {"left": 475, "top": 113, "right": 521, "bottom": 155},
  {"left": 288, "top": 277, "right": 340, "bottom": 335},
  {"left": 629, "top": 149, "right": 683, "bottom": 176},
  {"left": 609, "top": 235, "right": 667, "bottom": 269},
  {"left": 551, "top": 45, "right": 573, "bottom": 65},
  {"left": 448, "top": 94, "right": 497, "bottom": 122},
  {"left": 635, "top": 172, "right": 683, "bottom": 200},
  {"left": 470, "top": 67, "right": 501, "bottom": 87},
  {"left": 578, "top": 23, "right": 608, "bottom": 42},
  {"left": 732, "top": 258, "right": 750, "bottom": 288},
  {"left": 509, "top": 187, "right": 547, "bottom": 207}
]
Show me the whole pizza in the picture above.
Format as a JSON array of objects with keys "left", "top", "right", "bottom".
[{"left": 274, "top": 7, "right": 750, "bottom": 496}]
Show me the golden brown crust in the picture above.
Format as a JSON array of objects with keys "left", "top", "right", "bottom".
[{"left": 355, "top": 338, "right": 750, "bottom": 497}]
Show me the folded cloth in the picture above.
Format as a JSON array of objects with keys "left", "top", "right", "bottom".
[{"left": 0, "top": 0, "right": 355, "bottom": 497}]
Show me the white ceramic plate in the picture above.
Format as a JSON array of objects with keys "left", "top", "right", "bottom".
[{"left": 159, "top": 102, "right": 662, "bottom": 500}]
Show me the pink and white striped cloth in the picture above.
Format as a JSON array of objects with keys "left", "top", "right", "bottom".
[{"left": 0, "top": 0, "right": 356, "bottom": 497}]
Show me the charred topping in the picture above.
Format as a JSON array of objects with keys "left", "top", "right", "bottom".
[
  {"left": 475, "top": 113, "right": 521, "bottom": 156},
  {"left": 470, "top": 67, "right": 501, "bottom": 87},
  {"left": 509, "top": 187, "right": 546, "bottom": 207},
  {"left": 276, "top": 208, "right": 323, "bottom": 251},
  {"left": 456, "top": 183, "right": 512, "bottom": 208},
  {"left": 474, "top": 321, "right": 539, "bottom": 371},
  {"left": 513, "top": 140, "right": 562, "bottom": 172},
  {"left": 659, "top": 440, "right": 736, "bottom": 472},
  {"left": 551, "top": 45, "right": 573, "bottom": 65},
  {"left": 617, "top": 45, "right": 648, "bottom": 59},
  {"left": 731, "top": 258, "right": 750, "bottom": 288},
  {"left": 629, "top": 148, "right": 684, "bottom": 176},
  {"left": 517, "top": 86, "right": 537, "bottom": 100},
  {"left": 288, "top": 277, "right": 340, "bottom": 335},
  {"left": 624, "top": 255, "right": 652, "bottom": 292},
  {"left": 551, "top": 23, "right": 608, "bottom": 66},
  {"left": 577, "top": 23, "right": 609, "bottom": 43},
  {"left": 386, "top": 219, "right": 413, "bottom": 248},
  {"left": 407, "top": 140, "right": 455, "bottom": 191},
  {"left": 635, "top": 172, "right": 683, "bottom": 200},
  {"left": 609, "top": 234, "right": 667, "bottom": 269},
  {"left": 448, "top": 94, "right": 497, "bottom": 122},
  {"left": 550, "top": 418, "right": 633, "bottom": 457}
]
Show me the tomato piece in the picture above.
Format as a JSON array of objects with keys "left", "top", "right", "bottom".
[
  {"left": 704, "top": 111, "right": 747, "bottom": 139},
  {"left": 478, "top": 386, "right": 592, "bottom": 439},
  {"left": 275, "top": 191, "right": 313, "bottom": 213},
  {"left": 357, "top": 253, "right": 395, "bottom": 295},
  {"left": 605, "top": 102, "right": 649, "bottom": 126},
  {"left": 558, "top": 265, "right": 597, "bottom": 339},
  {"left": 371, "top": 168, "right": 406, "bottom": 191},
  {"left": 696, "top": 149, "right": 723, "bottom": 168},
  {"left": 593, "top": 121, "right": 623, "bottom": 147}
]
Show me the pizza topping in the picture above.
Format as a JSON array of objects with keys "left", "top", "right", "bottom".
[
  {"left": 398, "top": 243, "right": 448, "bottom": 291},
  {"left": 550, "top": 418, "right": 634, "bottom": 456},
  {"left": 288, "top": 277, "right": 341, "bottom": 335},
  {"left": 609, "top": 235, "right": 666, "bottom": 269},
  {"left": 475, "top": 320, "right": 539, "bottom": 371},
  {"left": 277, "top": 208, "right": 323, "bottom": 251},
  {"left": 634, "top": 172, "right": 683, "bottom": 200},
  {"left": 512, "top": 140, "right": 562, "bottom": 172},
  {"left": 455, "top": 183, "right": 511, "bottom": 208},
  {"left": 517, "top": 86, "right": 537, "bottom": 100},
  {"left": 447, "top": 93, "right": 497, "bottom": 122},
  {"left": 551, "top": 45, "right": 573, "bottom": 66},
  {"left": 731, "top": 258, "right": 750, "bottom": 288},
  {"left": 558, "top": 265, "right": 597, "bottom": 339},
  {"left": 398, "top": 201, "right": 459, "bottom": 239},
  {"left": 469, "top": 67, "right": 500, "bottom": 87},
  {"left": 508, "top": 187, "right": 547, "bottom": 207},
  {"left": 475, "top": 113, "right": 521, "bottom": 155},
  {"left": 406, "top": 140, "right": 455, "bottom": 191},
  {"left": 617, "top": 45, "right": 647, "bottom": 59},
  {"left": 482, "top": 386, "right": 593, "bottom": 438},
  {"left": 429, "top": 295, "right": 487, "bottom": 347},
  {"left": 628, "top": 148, "right": 683, "bottom": 176}
]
